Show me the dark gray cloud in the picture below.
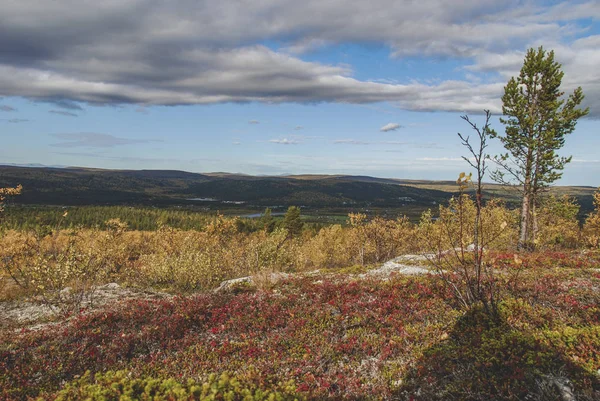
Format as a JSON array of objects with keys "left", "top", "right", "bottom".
[
  {"left": 50, "top": 133, "right": 159, "bottom": 148},
  {"left": 0, "top": 1, "right": 598, "bottom": 115},
  {"left": 0, "top": 105, "right": 16, "bottom": 112},
  {"left": 49, "top": 110, "right": 78, "bottom": 117},
  {"left": 47, "top": 100, "right": 83, "bottom": 110}
]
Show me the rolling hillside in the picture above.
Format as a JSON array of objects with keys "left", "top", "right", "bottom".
[{"left": 0, "top": 166, "right": 596, "bottom": 214}]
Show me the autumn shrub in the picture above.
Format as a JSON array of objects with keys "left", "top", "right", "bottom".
[
  {"left": 1, "top": 230, "right": 107, "bottom": 313},
  {"left": 138, "top": 231, "right": 239, "bottom": 291},
  {"left": 137, "top": 216, "right": 299, "bottom": 291},
  {"left": 347, "top": 213, "right": 416, "bottom": 266},
  {"left": 52, "top": 370, "right": 303, "bottom": 401},
  {"left": 536, "top": 195, "right": 582, "bottom": 249},
  {"left": 583, "top": 187, "right": 600, "bottom": 248},
  {"left": 417, "top": 195, "right": 518, "bottom": 255},
  {"left": 416, "top": 190, "right": 519, "bottom": 313},
  {"left": 0, "top": 185, "right": 22, "bottom": 215},
  {"left": 243, "top": 228, "right": 296, "bottom": 274},
  {"left": 299, "top": 224, "right": 349, "bottom": 269}
]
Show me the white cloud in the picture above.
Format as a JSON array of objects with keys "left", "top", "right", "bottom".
[
  {"left": 380, "top": 123, "right": 402, "bottom": 132},
  {"left": 50, "top": 132, "right": 158, "bottom": 148},
  {"left": 269, "top": 138, "right": 300, "bottom": 145},
  {"left": 572, "top": 158, "right": 600, "bottom": 164},
  {"left": 333, "top": 139, "right": 371, "bottom": 145},
  {"left": 417, "top": 157, "right": 464, "bottom": 161}
]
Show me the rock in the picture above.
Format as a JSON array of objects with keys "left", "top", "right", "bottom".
[
  {"left": 98, "top": 282, "right": 121, "bottom": 290},
  {"left": 0, "top": 301, "right": 55, "bottom": 324},
  {"left": 393, "top": 254, "right": 434, "bottom": 263},
  {"left": 1, "top": 283, "right": 171, "bottom": 329},
  {"left": 363, "top": 257, "right": 432, "bottom": 278},
  {"left": 60, "top": 287, "right": 72, "bottom": 295},
  {"left": 549, "top": 376, "right": 576, "bottom": 401},
  {"left": 214, "top": 276, "right": 253, "bottom": 292}
]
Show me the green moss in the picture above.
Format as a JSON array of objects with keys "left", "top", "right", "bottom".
[{"left": 51, "top": 371, "right": 303, "bottom": 401}]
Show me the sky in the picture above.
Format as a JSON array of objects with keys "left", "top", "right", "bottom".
[{"left": 0, "top": 0, "right": 599, "bottom": 185}]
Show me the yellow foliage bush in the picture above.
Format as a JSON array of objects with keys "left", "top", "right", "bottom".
[
  {"left": 583, "top": 188, "right": 600, "bottom": 248},
  {"left": 347, "top": 214, "right": 416, "bottom": 266},
  {"left": 536, "top": 195, "right": 581, "bottom": 249},
  {"left": 1, "top": 230, "right": 106, "bottom": 312},
  {"left": 417, "top": 195, "right": 518, "bottom": 255},
  {"left": 0, "top": 184, "right": 22, "bottom": 214},
  {"left": 299, "top": 224, "right": 349, "bottom": 269}
]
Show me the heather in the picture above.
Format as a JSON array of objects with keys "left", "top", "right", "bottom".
[{"left": 1, "top": 251, "right": 600, "bottom": 399}]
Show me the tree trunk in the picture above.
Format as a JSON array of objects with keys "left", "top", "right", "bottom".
[
  {"left": 532, "top": 199, "right": 539, "bottom": 242},
  {"left": 519, "top": 188, "right": 530, "bottom": 250}
]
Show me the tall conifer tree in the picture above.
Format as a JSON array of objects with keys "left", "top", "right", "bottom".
[{"left": 493, "top": 47, "right": 588, "bottom": 249}]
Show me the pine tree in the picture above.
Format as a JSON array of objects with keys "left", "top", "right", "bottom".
[
  {"left": 261, "top": 207, "right": 275, "bottom": 233},
  {"left": 283, "top": 206, "right": 303, "bottom": 237},
  {"left": 492, "top": 47, "right": 588, "bottom": 250}
]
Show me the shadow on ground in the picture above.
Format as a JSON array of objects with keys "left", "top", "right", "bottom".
[{"left": 397, "top": 306, "right": 600, "bottom": 401}]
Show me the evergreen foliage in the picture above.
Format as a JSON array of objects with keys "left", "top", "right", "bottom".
[
  {"left": 492, "top": 47, "right": 588, "bottom": 249},
  {"left": 283, "top": 206, "right": 303, "bottom": 237}
]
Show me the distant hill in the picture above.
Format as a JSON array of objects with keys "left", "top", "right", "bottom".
[
  {"left": 0, "top": 166, "right": 449, "bottom": 208},
  {"left": 0, "top": 166, "right": 596, "bottom": 214}
]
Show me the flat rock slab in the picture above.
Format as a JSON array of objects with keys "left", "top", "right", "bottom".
[
  {"left": 0, "top": 283, "right": 171, "bottom": 327},
  {"left": 363, "top": 257, "right": 433, "bottom": 278},
  {"left": 215, "top": 272, "right": 291, "bottom": 292}
]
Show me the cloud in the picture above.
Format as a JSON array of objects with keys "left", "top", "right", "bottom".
[
  {"left": 50, "top": 133, "right": 158, "bottom": 148},
  {"left": 54, "top": 151, "right": 219, "bottom": 164},
  {"left": 380, "top": 141, "right": 409, "bottom": 145},
  {"left": 0, "top": 105, "right": 16, "bottom": 112},
  {"left": 46, "top": 99, "right": 83, "bottom": 110},
  {"left": 49, "top": 110, "right": 78, "bottom": 117},
  {"left": 333, "top": 139, "right": 371, "bottom": 145},
  {"left": 248, "top": 120, "right": 260, "bottom": 124},
  {"left": 294, "top": 126, "right": 303, "bottom": 130},
  {"left": 572, "top": 158, "right": 600, "bottom": 164},
  {"left": 232, "top": 141, "right": 241, "bottom": 145},
  {"left": 417, "top": 157, "right": 464, "bottom": 161},
  {"left": 1, "top": 118, "right": 29, "bottom": 123},
  {"left": 269, "top": 138, "right": 300, "bottom": 145},
  {"left": 380, "top": 123, "right": 402, "bottom": 132},
  {"left": 0, "top": 1, "right": 597, "bottom": 115}
]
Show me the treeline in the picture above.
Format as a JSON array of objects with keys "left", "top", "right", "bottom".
[
  {"left": 0, "top": 205, "right": 332, "bottom": 234},
  {"left": 0, "top": 206, "right": 215, "bottom": 231}
]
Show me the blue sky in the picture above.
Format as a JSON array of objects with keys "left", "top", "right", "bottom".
[{"left": 1, "top": 0, "right": 599, "bottom": 185}]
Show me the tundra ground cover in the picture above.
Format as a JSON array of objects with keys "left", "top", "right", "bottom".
[
  {"left": 1, "top": 188, "right": 600, "bottom": 399},
  {"left": 1, "top": 252, "right": 599, "bottom": 400}
]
